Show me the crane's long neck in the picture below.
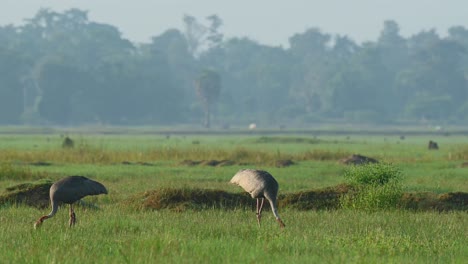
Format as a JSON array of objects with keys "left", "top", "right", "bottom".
[
  {"left": 267, "top": 198, "right": 285, "bottom": 228},
  {"left": 34, "top": 199, "right": 59, "bottom": 229},
  {"left": 267, "top": 199, "right": 281, "bottom": 219},
  {"left": 47, "top": 200, "right": 59, "bottom": 218}
]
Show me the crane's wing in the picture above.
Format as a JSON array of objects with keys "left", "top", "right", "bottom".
[
  {"left": 230, "top": 169, "right": 266, "bottom": 192},
  {"left": 52, "top": 176, "right": 107, "bottom": 203}
]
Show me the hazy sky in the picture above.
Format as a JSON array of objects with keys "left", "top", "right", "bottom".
[{"left": 1, "top": 1, "right": 467, "bottom": 47}]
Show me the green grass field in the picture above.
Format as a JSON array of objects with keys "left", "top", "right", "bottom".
[{"left": 0, "top": 131, "right": 467, "bottom": 263}]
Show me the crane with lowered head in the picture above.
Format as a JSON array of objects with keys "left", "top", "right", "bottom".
[
  {"left": 230, "top": 169, "right": 285, "bottom": 228},
  {"left": 34, "top": 176, "right": 108, "bottom": 228}
]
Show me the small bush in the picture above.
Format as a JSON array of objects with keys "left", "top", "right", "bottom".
[
  {"left": 341, "top": 163, "right": 403, "bottom": 210},
  {"left": 343, "top": 163, "right": 402, "bottom": 186}
]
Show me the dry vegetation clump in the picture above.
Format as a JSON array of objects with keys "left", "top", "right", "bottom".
[
  {"left": 299, "top": 150, "right": 351, "bottom": 161},
  {"left": 398, "top": 192, "right": 467, "bottom": 211},
  {"left": 280, "top": 184, "right": 353, "bottom": 210},
  {"left": 122, "top": 186, "right": 468, "bottom": 212},
  {"left": 120, "top": 161, "right": 154, "bottom": 166},
  {"left": 123, "top": 185, "right": 355, "bottom": 212},
  {"left": 339, "top": 154, "right": 379, "bottom": 165},
  {"left": 428, "top": 140, "right": 439, "bottom": 150},
  {"left": 123, "top": 188, "right": 252, "bottom": 211},
  {"left": 275, "top": 159, "right": 295, "bottom": 167},
  {"left": 178, "top": 159, "right": 237, "bottom": 167},
  {"left": 62, "top": 136, "right": 74, "bottom": 148},
  {"left": 0, "top": 179, "right": 53, "bottom": 208},
  {"left": 29, "top": 161, "right": 53, "bottom": 166},
  {"left": 253, "top": 136, "right": 322, "bottom": 144},
  {"left": 179, "top": 160, "right": 201, "bottom": 166}
]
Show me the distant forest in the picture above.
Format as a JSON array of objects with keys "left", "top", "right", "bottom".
[{"left": 1, "top": 8, "right": 468, "bottom": 127}]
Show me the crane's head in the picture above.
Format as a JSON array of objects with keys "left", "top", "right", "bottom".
[{"left": 34, "top": 216, "right": 48, "bottom": 229}]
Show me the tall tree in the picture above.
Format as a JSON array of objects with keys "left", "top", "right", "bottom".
[
  {"left": 195, "top": 69, "right": 221, "bottom": 128},
  {"left": 183, "top": 14, "right": 223, "bottom": 57}
]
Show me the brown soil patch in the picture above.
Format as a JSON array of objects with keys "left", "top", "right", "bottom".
[{"left": 339, "top": 154, "right": 378, "bottom": 165}]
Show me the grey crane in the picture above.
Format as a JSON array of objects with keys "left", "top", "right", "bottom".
[
  {"left": 34, "top": 176, "right": 108, "bottom": 228},
  {"left": 230, "top": 169, "right": 285, "bottom": 228}
]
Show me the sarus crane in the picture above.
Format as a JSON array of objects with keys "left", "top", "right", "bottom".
[
  {"left": 230, "top": 169, "right": 285, "bottom": 228},
  {"left": 34, "top": 176, "right": 107, "bottom": 228}
]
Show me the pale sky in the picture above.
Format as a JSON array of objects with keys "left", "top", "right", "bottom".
[{"left": 1, "top": 0, "right": 467, "bottom": 47}]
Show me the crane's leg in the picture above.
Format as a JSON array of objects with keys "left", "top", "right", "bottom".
[
  {"left": 69, "top": 204, "right": 76, "bottom": 227},
  {"left": 256, "top": 198, "right": 265, "bottom": 227}
]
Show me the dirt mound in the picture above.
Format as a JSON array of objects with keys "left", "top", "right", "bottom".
[
  {"left": 124, "top": 185, "right": 354, "bottom": 211},
  {"left": 339, "top": 154, "right": 378, "bottom": 165},
  {"left": 280, "top": 184, "right": 352, "bottom": 210},
  {"left": 0, "top": 179, "right": 53, "bottom": 208},
  {"left": 179, "top": 159, "right": 236, "bottom": 167},
  {"left": 62, "top": 136, "right": 74, "bottom": 148},
  {"left": 254, "top": 136, "right": 322, "bottom": 144},
  {"left": 124, "top": 188, "right": 252, "bottom": 211},
  {"left": 275, "top": 159, "right": 295, "bottom": 167},
  {"left": 179, "top": 159, "right": 292, "bottom": 167},
  {"left": 428, "top": 140, "right": 439, "bottom": 150},
  {"left": 123, "top": 185, "right": 467, "bottom": 212},
  {"left": 399, "top": 192, "right": 468, "bottom": 211},
  {"left": 121, "top": 161, "right": 154, "bottom": 166},
  {"left": 29, "top": 161, "right": 52, "bottom": 166}
]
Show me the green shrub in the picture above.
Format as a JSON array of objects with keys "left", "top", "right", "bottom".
[
  {"left": 343, "top": 163, "right": 402, "bottom": 186},
  {"left": 341, "top": 163, "right": 403, "bottom": 210}
]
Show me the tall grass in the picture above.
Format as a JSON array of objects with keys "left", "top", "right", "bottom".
[
  {"left": 0, "top": 133, "right": 467, "bottom": 263},
  {"left": 340, "top": 163, "right": 404, "bottom": 210},
  {"left": 0, "top": 207, "right": 465, "bottom": 263}
]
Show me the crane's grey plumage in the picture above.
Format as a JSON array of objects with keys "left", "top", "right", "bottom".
[
  {"left": 230, "top": 169, "right": 285, "bottom": 228},
  {"left": 34, "top": 176, "right": 107, "bottom": 228}
]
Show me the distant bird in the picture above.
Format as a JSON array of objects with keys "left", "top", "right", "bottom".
[
  {"left": 230, "top": 169, "right": 285, "bottom": 228},
  {"left": 34, "top": 176, "right": 108, "bottom": 228}
]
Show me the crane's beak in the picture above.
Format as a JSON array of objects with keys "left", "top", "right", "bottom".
[
  {"left": 277, "top": 218, "right": 285, "bottom": 228},
  {"left": 34, "top": 220, "right": 42, "bottom": 229}
]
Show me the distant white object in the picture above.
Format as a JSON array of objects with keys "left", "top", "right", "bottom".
[
  {"left": 434, "top": 126, "right": 442, "bottom": 131},
  {"left": 248, "top": 123, "right": 257, "bottom": 130}
]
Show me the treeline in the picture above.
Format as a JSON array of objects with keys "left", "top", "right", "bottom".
[{"left": 1, "top": 8, "right": 468, "bottom": 127}]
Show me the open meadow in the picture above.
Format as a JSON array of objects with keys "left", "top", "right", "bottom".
[{"left": 0, "top": 128, "right": 467, "bottom": 263}]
